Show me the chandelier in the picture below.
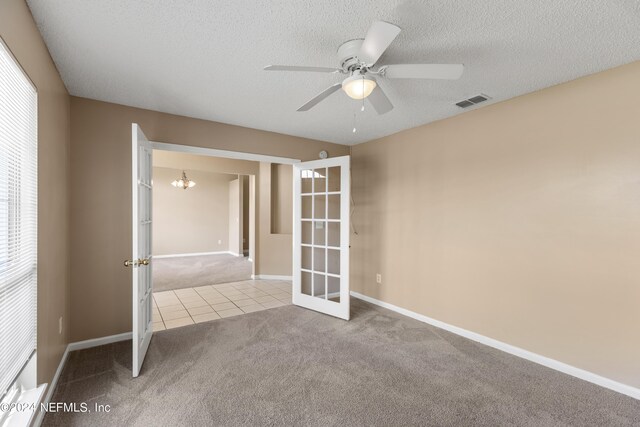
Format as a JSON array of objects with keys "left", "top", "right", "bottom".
[{"left": 171, "top": 170, "right": 196, "bottom": 190}]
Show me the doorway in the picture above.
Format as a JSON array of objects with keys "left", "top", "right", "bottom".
[
  {"left": 146, "top": 142, "right": 301, "bottom": 332},
  {"left": 129, "top": 124, "right": 351, "bottom": 376},
  {"left": 151, "top": 162, "right": 255, "bottom": 292}
]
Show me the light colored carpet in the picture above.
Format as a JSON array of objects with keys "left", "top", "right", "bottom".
[
  {"left": 152, "top": 254, "right": 252, "bottom": 292},
  {"left": 43, "top": 299, "right": 640, "bottom": 426}
]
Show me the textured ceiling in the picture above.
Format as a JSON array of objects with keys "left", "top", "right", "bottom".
[{"left": 27, "top": 0, "right": 640, "bottom": 145}]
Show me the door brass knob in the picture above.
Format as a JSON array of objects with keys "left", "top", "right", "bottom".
[{"left": 124, "top": 258, "right": 149, "bottom": 267}]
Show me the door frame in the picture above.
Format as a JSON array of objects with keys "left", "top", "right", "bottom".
[{"left": 150, "top": 141, "right": 300, "bottom": 165}]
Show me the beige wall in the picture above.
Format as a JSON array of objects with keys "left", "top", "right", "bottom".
[
  {"left": 258, "top": 162, "right": 296, "bottom": 276},
  {"left": 152, "top": 167, "right": 236, "bottom": 255},
  {"left": 271, "top": 164, "right": 293, "bottom": 234},
  {"left": 154, "top": 150, "right": 259, "bottom": 176},
  {"left": 69, "top": 97, "right": 348, "bottom": 341},
  {"left": 228, "top": 178, "right": 242, "bottom": 256},
  {"left": 351, "top": 61, "right": 640, "bottom": 388},
  {"left": 0, "top": 0, "right": 71, "bottom": 385},
  {"left": 242, "top": 176, "right": 249, "bottom": 252},
  {"left": 249, "top": 176, "right": 256, "bottom": 264}
]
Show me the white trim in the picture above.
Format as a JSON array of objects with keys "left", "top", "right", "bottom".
[
  {"left": 153, "top": 251, "right": 232, "bottom": 259},
  {"left": 67, "top": 332, "right": 133, "bottom": 352},
  {"left": 350, "top": 291, "right": 640, "bottom": 400},
  {"left": 1, "top": 354, "right": 40, "bottom": 427},
  {"left": 255, "top": 275, "right": 292, "bottom": 281},
  {"left": 34, "top": 332, "right": 132, "bottom": 426},
  {"left": 3, "top": 384, "right": 45, "bottom": 427},
  {"left": 150, "top": 141, "right": 301, "bottom": 165}
]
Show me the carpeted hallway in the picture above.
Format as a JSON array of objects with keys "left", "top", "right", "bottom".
[
  {"left": 152, "top": 253, "right": 252, "bottom": 292},
  {"left": 43, "top": 299, "right": 640, "bottom": 426}
]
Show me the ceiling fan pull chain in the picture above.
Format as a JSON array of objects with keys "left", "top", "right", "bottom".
[
  {"left": 361, "top": 77, "right": 365, "bottom": 111},
  {"left": 352, "top": 112, "right": 357, "bottom": 133}
]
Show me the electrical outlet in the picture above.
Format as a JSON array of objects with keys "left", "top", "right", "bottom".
[
  {"left": 58, "top": 316, "right": 63, "bottom": 334},
  {"left": 376, "top": 273, "right": 382, "bottom": 284},
  {"left": 218, "top": 240, "right": 222, "bottom": 245}
]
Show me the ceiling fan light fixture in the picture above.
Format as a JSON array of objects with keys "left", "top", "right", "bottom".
[{"left": 342, "top": 75, "right": 376, "bottom": 100}]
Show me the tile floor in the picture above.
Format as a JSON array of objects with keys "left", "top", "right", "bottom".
[{"left": 152, "top": 279, "right": 292, "bottom": 331}]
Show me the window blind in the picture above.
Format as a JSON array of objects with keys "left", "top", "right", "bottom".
[{"left": 0, "top": 39, "right": 37, "bottom": 399}]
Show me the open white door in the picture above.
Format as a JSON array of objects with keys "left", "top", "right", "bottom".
[
  {"left": 293, "top": 155, "right": 350, "bottom": 320},
  {"left": 129, "top": 123, "right": 153, "bottom": 377}
]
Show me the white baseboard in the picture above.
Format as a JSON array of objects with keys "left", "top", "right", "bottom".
[
  {"left": 350, "top": 291, "right": 640, "bottom": 401},
  {"left": 34, "top": 332, "right": 133, "bottom": 427},
  {"left": 254, "top": 274, "right": 292, "bottom": 281},
  {"left": 67, "top": 332, "right": 132, "bottom": 352},
  {"left": 153, "top": 251, "right": 230, "bottom": 259}
]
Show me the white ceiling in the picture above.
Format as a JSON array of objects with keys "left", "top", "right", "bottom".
[{"left": 27, "top": 0, "right": 640, "bottom": 145}]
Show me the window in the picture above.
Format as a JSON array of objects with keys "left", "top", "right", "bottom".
[{"left": 0, "top": 39, "right": 38, "bottom": 400}]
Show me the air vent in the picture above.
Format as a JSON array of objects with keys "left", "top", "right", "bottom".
[
  {"left": 456, "top": 94, "right": 491, "bottom": 108},
  {"left": 455, "top": 100, "right": 474, "bottom": 108}
]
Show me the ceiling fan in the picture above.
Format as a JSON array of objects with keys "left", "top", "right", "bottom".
[{"left": 264, "top": 21, "right": 464, "bottom": 114}]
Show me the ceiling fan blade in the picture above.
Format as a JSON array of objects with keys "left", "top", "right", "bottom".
[
  {"left": 264, "top": 65, "right": 341, "bottom": 73},
  {"left": 383, "top": 64, "right": 464, "bottom": 80},
  {"left": 297, "top": 83, "right": 342, "bottom": 111},
  {"left": 368, "top": 85, "right": 393, "bottom": 114},
  {"left": 358, "top": 21, "right": 401, "bottom": 66}
]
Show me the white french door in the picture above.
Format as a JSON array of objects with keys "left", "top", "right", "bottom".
[
  {"left": 130, "top": 123, "right": 153, "bottom": 377},
  {"left": 293, "top": 155, "right": 350, "bottom": 320}
]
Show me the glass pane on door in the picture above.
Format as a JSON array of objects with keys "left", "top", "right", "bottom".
[
  {"left": 328, "top": 166, "right": 341, "bottom": 192},
  {"left": 314, "top": 221, "right": 325, "bottom": 245},
  {"left": 327, "top": 276, "right": 340, "bottom": 302},
  {"left": 302, "top": 221, "right": 313, "bottom": 245},
  {"left": 301, "top": 169, "right": 313, "bottom": 193},
  {"left": 327, "top": 222, "right": 340, "bottom": 247},
  {"left": 313, "top": 247, "right": 325, "bottom": 273},
  {"left": 327, "top": 194, "right": 340, "bottom": 219},
  {"left": 302, "top": 246, "right": 312, "bottom": 270},
  {"left": 302, "top": 195, "right": 312, "bottom": 219},
  {"left": 301, "top": 271, "right": 313, "bottom": 296},
  {"left": 313, "top": 168, "right": 326, "bottom": 192},
  {"left": 313, "top": 274, "right": 326, "bottom": 298},
  {"left": 327, "top": 249, "right": 340, "bottom": 275},
  {"left": 314, "top": 195, "right": 326, "bottom": 219}
]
